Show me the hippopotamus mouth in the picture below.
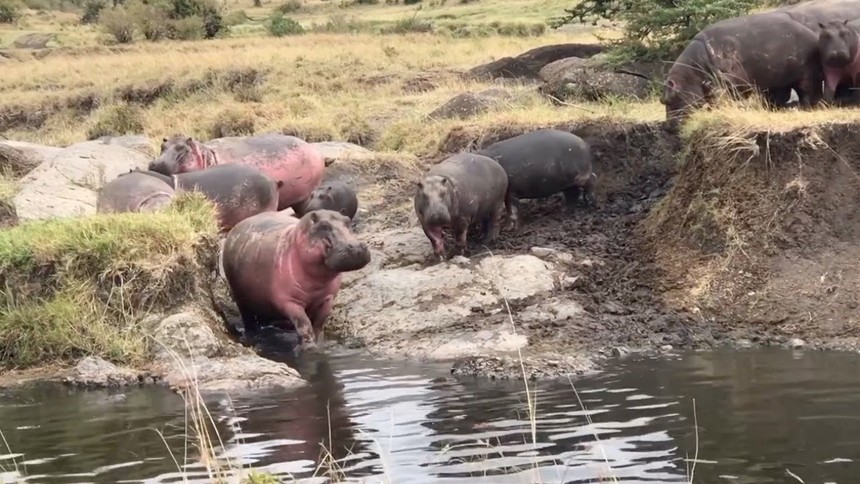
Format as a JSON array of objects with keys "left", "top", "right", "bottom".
[{"left": 323, "top": 238, "right": 371, "bottom": 272}]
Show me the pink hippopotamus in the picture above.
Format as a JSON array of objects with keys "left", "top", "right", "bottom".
[
  {"left": 150, "top": 133, "right": 325, "bottom": 213},
  {"left": 220, "top": 209, "right": 371, "bottom": 348}
]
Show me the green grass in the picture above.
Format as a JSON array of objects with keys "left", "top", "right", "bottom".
[{"left": 0, "top": 193, "right": 219, "bottom": 368}]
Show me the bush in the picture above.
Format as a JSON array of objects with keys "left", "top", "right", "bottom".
[
  {"left": 86, "top": 103, "right": 145, "bottom": 139},
  {"left": 168, "top": 14, "right": 205, "bottom": 39},
  {"left": 267, "top": 12, "right": 303, "bottom": 36},
  {"left": 275, "top": 0, "right": 300, "bottom": 13},
  {"left": 128, "top": 0, "right": 170, "bottom": 40},
  {"left": 551, "top": 0, "right": 762, "bottom": 61},
  {"left": 0, "top": 0, "right": 21, "bottom": 23},
  {"left": 80, "top": 0, "right": 104, "bottom": 24},
  {"left": 170, "top": 0, "right": 224, "bottom": 38},
  {"left": 99, "top": 5, "right": 135, "bottom": 43},
  {"left": 403, "top": 0, "right": 420, "bottom": 4},
  {"left": 223, "top": 8, "right": 246, "bottom": 26}
]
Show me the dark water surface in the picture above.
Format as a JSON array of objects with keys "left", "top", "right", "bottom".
[{"left": 2, "top": 348, "right": 860, "bottom": 483}]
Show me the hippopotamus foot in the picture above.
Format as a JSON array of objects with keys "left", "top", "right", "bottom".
[
  {"left": 453, "top": 222, "right": 470, "bottom": 256},
  {"left": 505, "top": 198, "right": 521, "bottom": 231},
  {"left": 274, "top": 299, "right": 319, "bottom": 348}
]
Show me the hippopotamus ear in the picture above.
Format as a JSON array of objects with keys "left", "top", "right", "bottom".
[
  {"left": 276, "top": 180, "right": 284, "bottom": 189},
  {"left": 820, "top": 22, "right": 826, "bottom": 30},
  {"left": 665, "top": 79, "right": 676, "bottom": 90},
  {"left": 309, "top": 211, "right": 320, "bottom": 224}
]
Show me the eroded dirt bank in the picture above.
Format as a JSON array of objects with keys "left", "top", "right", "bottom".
[{"left": 327, "top": 119, "right": 860, "bottom": 379}]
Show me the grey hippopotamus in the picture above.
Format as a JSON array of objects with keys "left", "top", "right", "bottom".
[
  {"left": 414, "top": 152, "right": 508, "bottom": 260},
  {"left": 816, "top": 19, "right": 860, "bottom": 103},
  {"left": 662, "top": 11, "right": 824, "bottom": 121},
  {"left": 292, "top": 180, "right": 359, "bottom": 220},
  {"left": 221, "top": 209, "right": 371, "bottom": 348},
  {"left": 779, "top": 0, "right": 860, "bottom": 28},
  {"left": 134, "top": 164, "right": 282, "bottom": 232},
  {"left": 477, "top": 129, "right": 595, "bottom": 229},
  {"left": 97, "top": 171, "right": 176, "bottom": 214},
  {"left": 149, "top": 133, "right": 325, "bottom": 212}
]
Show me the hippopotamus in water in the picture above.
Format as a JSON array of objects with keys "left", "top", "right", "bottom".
[
  {"left": 134, "top": 164, "right": 282, "bottom": 232},
  {"left": 662, "top": 11, "right": 824, "bottom": 122},
  {"left": 96, "top": 171, "right": 176, "bottom": 214},
  {"left": 293, "top": 180, "right": 359, "bottom": 220},
  {"left": 414, "top": 152, "right": 508, "bottom": 260},
  {"left": 149, "top": 133, "right": 325, "bottom": 212},
  {"left": 221, "top": 209, "right": 371, "bottom": 348},
  {"left": 477, "top": 129, "right": 595, "bottom": 230},
  {"left": 817, "top": 19, "right": 860, "bottom": 103}
]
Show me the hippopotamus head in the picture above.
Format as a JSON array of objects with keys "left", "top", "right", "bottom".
[
  {"left": 661, "top": 76, "right": 710, "bottom": 124},
  {"left": 818, "top": 19, "right": 859, "bottom": 68},
  {"left": 413, "top": 175, "right": 457, "bottom": 255},
  {"left": 303, "top": 184, "right": 339, "bottom": 214},
  {"left": 296, "top": 209, "right": 370, "bottom": 273},
  {"left": 160, "top": 134, "right": 185, "bottom": 154},
  {"left": 148, "top": 137, "right": 213, "bottom": 176}
]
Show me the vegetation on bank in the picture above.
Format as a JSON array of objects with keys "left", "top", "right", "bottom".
[{"left": 0, "top": 193, "right": 219, "bottom": 368}]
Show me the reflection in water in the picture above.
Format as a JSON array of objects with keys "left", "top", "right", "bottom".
[{"left": 2, "top": 348, "right": 860, "bottom": 482}]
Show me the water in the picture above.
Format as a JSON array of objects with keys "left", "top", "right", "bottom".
[{"left": 2, "top": 348, "right": 860, "bottom": 483}]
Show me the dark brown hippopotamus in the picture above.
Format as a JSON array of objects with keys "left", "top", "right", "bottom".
[
  {"left": 292, "top": 180, "right": 359, "bottom": 220},
  {"left": 96, "top": 171, "right": 176, "bottom": 214},
  {"left": 133, "top": 164, "right": 282, "bottom": 232},
  {"left": 662, "top": 11, "right": 824, "bottom": 122},
  {"left": 221, "top": 209, "right": 371, "bottom": 348},
  {"left": 414, "top": 152, "right": 508, "bottom": 260},
  {"left": 477, "top": 129, "right": 595, "bottom": 230},
  {"left": 149, "top": 133, "right": 326, "bottom": 212},
  {"left": 816, "top": 19, "right": 860, "bottom": 103}
]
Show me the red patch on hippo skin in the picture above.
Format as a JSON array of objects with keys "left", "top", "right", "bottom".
[{"left": 428, "top": 225, "right": 445, "bottom": 254}]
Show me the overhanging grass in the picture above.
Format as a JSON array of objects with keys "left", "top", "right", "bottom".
[{"left": 0, "top": 193, "right": 219, "bottom": 369}]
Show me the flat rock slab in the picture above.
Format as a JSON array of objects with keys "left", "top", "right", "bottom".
[
  {"left": 65, "top": 356, "right": 144, "bottom": 388},
  {"left": 331, "top": 253, "right": 557, "bottom": 359},
  {"left": 0, "top": 140, "right": 63, "bottom": 177},
  {"left": 13, "top": 140, "right": 151, "bottom": 221},
  {"left": 161, "top": 355, "right": 305, "bottom": 394}
]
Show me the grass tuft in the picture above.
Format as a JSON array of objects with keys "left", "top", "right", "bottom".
[{"left": 0, "top": 192, "right": 219, "bottom": 368}]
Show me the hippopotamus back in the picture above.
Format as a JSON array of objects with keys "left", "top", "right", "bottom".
[
  {"left": 96, "top": 171, "right": 175, "bottom": 214},
  {"left": 478, "top": 129, "right": 592, "bottom": 200},
  {"left": 779, "top": 0, "right": 860, "bottom": 29}
]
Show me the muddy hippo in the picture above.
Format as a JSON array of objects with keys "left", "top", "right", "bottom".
[
  {"left": 135, "top": 164, "right": 282, "bottom": 232},
  {"left": 96, "top": 171, "right": 176, "bottom": 214},
  {"left": 662, "top": 11, "right": 824, "bottom": 121},
  {"left": 477, "top": 129, "right": 595, "bottom": 229},
  {"left": 817, "top": 19, "right": 860, "bottom": 103},
  {"left": 293, "top": 181, "right": 359, "bottom": 220},
  {"left": 221, "top": 210, "right": 371, "bottom": 348},
  {"left": 149, "top": 134, "right": 325, "bottom": 212},
  {"left": 414, "top": 152, "right": 508, "bottom": 259}
]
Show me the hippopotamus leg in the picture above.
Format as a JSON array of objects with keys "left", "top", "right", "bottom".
[
  {"left": 453, "top": 219, "right": 470, "bottom": 256},
  {"left": 309, "top": 294, "right": 335, "bottom": 342},
  {"left": 272, "top": 296, "right": 317, "bottom": 349},
  {"left": 506, "top": 196, "right": 521, "bottom": 231},
  {"left": 481, "top": 200, "right": 505, "bottom": 245},
  {"left": 563, "top": 185, "right": 582, "bottom": 211},
  {"left": 236, "top": 303, "right": 263, "bottom": 343}
]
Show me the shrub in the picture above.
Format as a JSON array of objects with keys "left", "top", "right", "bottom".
[
  {"left": 128, "top": 0, "right": 170, "bottom": 40},
  {"left": 267, "top": 12, "right": 303, "bottom": 36},
  {"left": 551, "top": 0, "right": 761, "bottom": 61},
  {"left": 168, "top": 14, "right": 205, "bottom": 39},
  {"left": 403, "top": 0, "right": 421, "bottom": 4},
  {"left": 170, "top": 0, "right": 224, "bottom": 38},
  {"left": 86, "top": 103, "right": 145, "bottom": 139},
  {"left": 80, "top": 0, "right": 104, "bottom": 23},
  {"left": 0, "top": 0, "right": 21, "bottom": 23},
  {"left": 99, "top": 5, "right": 135, "bottom": 43},
  {"left": 223, "top": 8, "right": 246, "bottom": 26},
  {"left": 275, "top": 0, "right": 301, "bottom": 13}
]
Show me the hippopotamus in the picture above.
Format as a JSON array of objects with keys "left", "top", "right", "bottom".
[
  {"left": 96, "top": 171, "right": 176, "bottom": 214},
  {"left": 816, "top": 19, "right": 860, "bottom": 103},
  {"left": 135, "top": 164, "right": 282, "bottom": 231},
  {"left": 414, "top": 152, "right": 508, "bottom": 259},
  {"left": 779, "top": 0, "right": 860, "bottom": 28},
  {"left": 477, "top": 129, "right": 595, "bottom": 229},
  {"left": 149, "top": 133, "right": 325, "bottom": 212},
  {"left": 662, "top": 11, "right": 824, "bottom": 121},
  {"left": 292, "top": 180, "right": 359, "bottom": 220},
  {"left": 221, "top": 209, "right": 371, "bottom": 348}
]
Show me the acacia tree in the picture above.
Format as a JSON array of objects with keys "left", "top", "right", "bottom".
[{"left": 550, "top": 0, "right": 762, "bottom": 61}]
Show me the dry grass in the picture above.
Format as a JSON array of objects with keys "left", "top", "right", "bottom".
[{"left": 0, "top": 30, "right": 662, "bottom": 154}]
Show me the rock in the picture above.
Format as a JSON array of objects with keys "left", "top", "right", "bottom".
[
  {"left": 0, "top": 140, "right": 63, "bottom": 178},
  {"left": 161, "top": 354, "right": 305, "bottom": 394},
  {"left": 94, "top": 135, "right": 156, "bottom": 158},
  {"left": 12, "top": 33, "right": 57, "bottom": 50},
  {"left": 789, "top": 338, "right": 805, "bottom": 349},
  {"left": 466, "top": 43, "right": 605, "bottom": 81},
  {"left": 451, "top": 353, "right": 595, "bottom": 380},
  {"left": 13, "top": 140, "right": 151, "bottom": 221},
  {"left": 428, "top": 89, "right": 511, "bottom": 120},
  {"left": 538, "top": 56, "right": 587, "bottom": 82},
  {"left": 660, "top": 344, "right": 674, "bottom": 352},
  {"left": 365, "top": 227, "right": 434, "bottom": 268},
  {"left": 330, "top": 254, "right": 557, "bottom": 359},
  {"left": 310, "top": 141, "right": 375, "bottom": 167},
  {"left": 65, "top": 356, "right": 142, "bottom": 388},
  {"left": 150, "top": 310, "right": 228, "bottom": 362},
  {"left": 541, "top": 62, "right": 653, "bottom": 102}
]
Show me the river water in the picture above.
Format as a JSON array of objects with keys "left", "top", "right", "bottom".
[{"left": 2, "top": 348, "right": 860, "bottom": 483}]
